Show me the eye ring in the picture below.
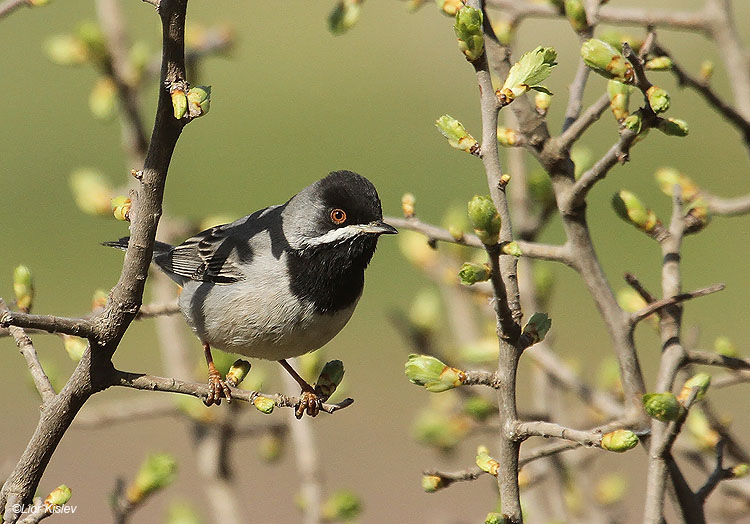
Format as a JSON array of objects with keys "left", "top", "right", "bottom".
[{"left": 330, "top": 208, "right": 347, "bottom": 225}]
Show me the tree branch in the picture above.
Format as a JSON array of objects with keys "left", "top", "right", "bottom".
[
  {"left": 110, "top": 369, "right": 354, "bottom": 415},
  {"left": 630, "top": 283, "right": 725, "bottom": 325}
]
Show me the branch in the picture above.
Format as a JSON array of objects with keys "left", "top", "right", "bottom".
[
  {"left": 484, "top": 0, "right": 710, "bottom": 32},
  {"left": 561, "top": 60, "right": 593, "bottom": 134},
  {"left": 110, "top": 370, "right": 354, "bottom": 415},
  {"left": 0, "top": 0, "right": 30, "bottom": 20},
  {"left": 1, "top": 2, "right": 191, "bottom": 519},
  {"left": 564, "top": 129, "right": 638, "bottom": 210},
  {"left": 1, "top": 300, "right": 56, "bottom": 403},
  {"left": 515, "top": 421, "right": 603, "bottom": 448},
  {"left": 630, "top": 283, "right": 725, "bottom": 325},
  {"left": 702, "top": 192, "right": 750, "bottom": 216},
  {"left": 463, "top": 369, "right": 501, "bottom": 388},
  {"left": 656, "top": 44, "right": 750, "bottom": 151},
  {"left": 686, "top": 350, "right": 750, "bottom": 372},
  {"left": 0, "top": 310, "right": 94, "bottom": 339},
  {"left": 385, "top": 216, "right": 573, "bottom": 264},
  {"left": 422, "top": 467, "right": 484, "bottom": 492},
  {"left": 556, "top": 93, "right": 610, "bottom": 151},
  {"left": 134, "top": 301, "right": 180, "bottom": 319},
  {"left": 695, "top": 440, "right": 732, "bottom": 502}
]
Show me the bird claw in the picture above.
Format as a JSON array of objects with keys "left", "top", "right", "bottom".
[
  {"left": 295, "top": 390, "right": 321, "bottom": 419},
  {"left": 204, "top": 368, "right": 233, "bottom": 406}
]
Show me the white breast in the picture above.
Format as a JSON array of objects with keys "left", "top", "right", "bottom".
[{"left": 178, "top": 257, "right": 359, "bottom": 360}]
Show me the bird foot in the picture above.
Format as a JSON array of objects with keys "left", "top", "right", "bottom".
[
  {"left": 204, "top": 368, "right": 234, "bottom": 406},
  {"left": 295, "top": 390, "right": 322, "bottom": 419}
]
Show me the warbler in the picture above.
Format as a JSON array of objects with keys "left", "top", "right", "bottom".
[{"left": 106, "top": 170, "right": 396, "bottom": 417}]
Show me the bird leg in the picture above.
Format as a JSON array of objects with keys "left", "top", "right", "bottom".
[
  {"left": 278, "top": 359, "right": 321, "bottom": 418},
  {"left": 203, "top": 342, "right": 233, "bottom": 406}
]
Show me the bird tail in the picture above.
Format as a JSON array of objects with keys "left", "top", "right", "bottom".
[{"left": 102, "top": 237, "right": 174, "bottom": 256}]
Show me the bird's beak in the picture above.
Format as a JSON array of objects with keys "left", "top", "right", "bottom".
[{"left": 358, "top": 220, "right": 398, "bottom": 235}]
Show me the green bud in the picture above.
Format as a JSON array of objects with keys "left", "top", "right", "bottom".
[
  {"left": 654, "top": 167, "right": 699, "bottom": 201},
  {"left": 501, "top": 241, "right": 522, "bottom": 257},
  {"left": 435, "top": 115, "right": 480, "bottom": 155},
  {"left": 686, "top": 409, "right": 720, "bottom": 450},
  {"left": 328, "top": 0, "right": 361, "bottom": 35},
  {"left": 493, "top": 18, "right": 513, "bottom": 46},
  {"left": 599, "top": 30, "right": 643, "bottom": 54},
  {"left": 257, "top": 433, "right": 283, "bottom": 463},
  {"left": 533, "top": 264, "right": 555, "bottom": 303},
  {"left": 412, "top": 408, "right": 469, "bottom": 450},
  {"left": 527, "top": 170, "right": 554, "bottom": 207},
  {"left": 535, "top": 91, "right": 552, "bottom": 115},
  {"left": 435, "top": 0, "right": 462, "bottom": 16},
  {"left": 126, "top": 453, "right": 177, "bottom": 504},
  {"left": 642, "top": 392, "right": 683, "bottom": 422},
  {"left": 399, "top": 230, "right": 438, "bottom": 268},
  {"left": 612, "top": 190, "right": 658, "bottom": 232},
  {"left": 171, "top": 89, "right": 188, "bottom": 119},
  {"left": 467, "top": 195, "right": 501, "bottom": 245},
  {"left": 111, "top": 196, "right": 132, "bottom": 222},
  {"left": 409, "top": 288, "right": 441, "bottom": 332},
  {"left": 44, "top": 34, "right": 88, "bottom": 65},
  {"left": 464, "top": 395, "right": 496, "bottom": 421},
  {"left": 62, "top": 335, "right": 87, "bottom": 362},
  {"left": 69, "top": 168, "right": 113, "bottom": 215},
  {"left": 595, "top": 474, "right": 627, "bottom": 506},
  {"left": 225, "top": 359, "right": 251, "bottom": 387},
  {"left": 253, "top": 396, "right": 276, "bottom": 414},
  {"left": 684, "top": 198, "right": 711, "bottom": 234},
  {"left": 616, "top": 288, "right": 647, "bottom": 313},
  {"left": 321, "top": 490, "right": 362, "bottom": 521},
  {"left": 458, "top": 337, "right": 498, "bottom": 363},
  {"left": 700, "top": 60, "right": 714, "bottom": 82},
  {"left": 497, "top": 127, "right": 519, "bottom": 147},
  {"left": 522, "top": 312, "right": 552, "bottom": 344},
  {"left": 607, "top": 80, "right": 633, "bottom": 122},
  {"left": 187, "top": 85, "right": 211, "bottom": 118},
  {"left": 401, "top": 192, "right": 416, "bottom": 218},
  {"left": 564, "top": 0, "right": 588, "bottom": 33},
  {"left": 476, "top": 445, "right": 500, "bottom": 476},
  {"left": 405, "top": 354, "right": 466, "bottom": 393},
  {"left": 165, "top": 501, "right": 202, "bottom": 524},
  {"left": 314, "top": 360, "right": 345, "bottom": 402},
  {"left": 91, "top": 289, "right": 108, "bottom": 311},
  {"left": 89, "top": 77, "right": 117, "bottom": 120},
  {"left": 657, "top": 117, "right": 689, "bottom": 137},
  {"left": 422, "top": 475, "right": 445, "bottom": 493},
  {"left": 601, "top": 429, "right": 639, "bottom": 452},
  {"left": 646, "top": 86, "right": 671, "bottom": 114},
  {"left": 645, "top": 56, "right": 672, "bottom": 71},
  {"left": 732, "top": 464, "right": 750, "bottom": 479},
  {"left": 13, "top": 265, "right": 34, "bottom": 313},
  {"left": 75, "top": 21, "right": 107, "bottom": 64},
  {"left": 581, "top": 39, "right": 634, "bottom": 84},
  {"left": 454, "top": 6, "right": 485, "bottom": 62},
  {"left": 678, "top": 373, "right": 711, "bottom": 404},
  {"left": 485, "top": 513, "right": 504, "bottom": 524},
  {"left": 622, "top": 112, "right": 642, "bottom": 135},
  {"left": 29, "top": 0, "right": 51, "bottom": 6},
  {"left": 571, "top": 146, "right": 593, "bottom": 179},
  {"left": 458, "top": 262, "right": 491, "bottom": 285},
  {"left": 44, "top": 485, "right": 72, "bottom": 509},
  {"left": 498, "top": 46, "right": 557, "bottom": 105},
  {"left": 714, "top": 336, "right": 738, "bottom": 357}
]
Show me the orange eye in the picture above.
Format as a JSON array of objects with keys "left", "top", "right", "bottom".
[{"left": 330, "top": 208, "right": 347, "bottom": 225}]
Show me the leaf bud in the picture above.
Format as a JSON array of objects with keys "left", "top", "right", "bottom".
[
  {"left": 405, "top": 354, "right": 466, "bottom": 393},
  {"left": 601, "top": 429, "right": 639, "bottom": 452},
  {"left": 581, "top": 39, "right": 634, "bottom": 83}
]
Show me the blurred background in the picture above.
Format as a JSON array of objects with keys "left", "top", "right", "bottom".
[{"left": 2, "top": 0, "right": 750, "bottom": 522}]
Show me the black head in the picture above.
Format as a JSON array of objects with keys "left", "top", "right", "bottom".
[
  {"left": 282, "top": 170, "right": 397, "bottom": 251},
  {"left": 283, "top": 170, "right": 397, "bottom": 313}
]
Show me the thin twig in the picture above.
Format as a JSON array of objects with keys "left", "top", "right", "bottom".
[
  {"left": 515, "top": 420, "right": 603, "bottom": 448},
  {"left": 630, "top": 283, "right": 725, "bottom": 325},
  {"left": 0, "top": 310, "right": 94, "bottom": 339},
  {"left": 1, "top": 300, "right": 56, "bottom": 403},
  {"left": 556, "top": 93, "right": 610, "bottom": 151},
  {"left": 0, "top": 0, "right": 30, "bottom": 20},
  {"left": 111, "top": 369, "right": 354, "bottom": 415}
]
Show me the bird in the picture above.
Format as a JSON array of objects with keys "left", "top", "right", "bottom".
[{"left": 105, "top": 170, "right": 396, "bottom": 417}]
